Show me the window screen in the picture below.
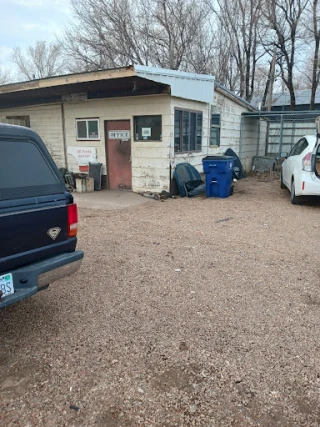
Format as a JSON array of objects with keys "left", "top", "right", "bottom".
[{"left": 0, "top": 139, "right": 63, "bottom": 200}]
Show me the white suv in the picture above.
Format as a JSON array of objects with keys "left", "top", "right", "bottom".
[{"left": 281, "top": 135, "right": 320, "bottom": 204}]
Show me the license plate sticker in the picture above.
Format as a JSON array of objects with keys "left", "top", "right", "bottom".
[{"left": 0, "top": 273, "right": 14, "bottom": 297}]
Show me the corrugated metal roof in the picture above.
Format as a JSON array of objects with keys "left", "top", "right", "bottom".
[
  {"left": 251, "top": 89, "right": 320, "bottom": 109},
  {"left": 135, "top": 65, "right": 215, "bottom": 104},
  {"left": 272, "top": 89, "right": 320, "bottom": 106}
]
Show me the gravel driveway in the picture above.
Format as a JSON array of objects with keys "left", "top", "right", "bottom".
[{"left": 2, "top": 177, "right": 320, "bottom": 426}]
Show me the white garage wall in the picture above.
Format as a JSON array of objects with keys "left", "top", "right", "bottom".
[
  {"left": 63, "top": 94, "right": 171, "bottom": 192},
  {"left": 171, "top": 91, "right": 257, "bottom": 175},
  {"left": 0, "top": 104, "right": 65, "bottom": 167}
]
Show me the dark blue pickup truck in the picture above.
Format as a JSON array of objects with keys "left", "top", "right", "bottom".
[{"left": 0, "top": 124, "right": 84, "bottom": 308}]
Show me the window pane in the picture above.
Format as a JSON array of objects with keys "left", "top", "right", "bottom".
[
  {"left": 77, "top": 121, "right": 87, "bottom": 139},
  {"left": 174, "top": 110, "right": 181, "bottom": 152},
  {"left": 0, "top": 140, "right": 62, "bottom": 200},
  {"left": 295, "top": 140, "right": 308, "bottom": 155},
  {"left": 210, "top": 113, "right": 220, "bottom": 146},
  {"left": 190, "top": 112, "right": 196, "bottom": 151},
  {"left": 211, "top": 114, "right": 220, "bottom": 126},
  {"left": 196, "top": 113, "right": 202, "bottom": 150},
  {"left": 289, "top": 142, "right": 299, "bottom": 156},
  {"left": 210, "top": 128, "right": 220, "bottom": 146},
  {"left": 183, "top": 111, "right": 189, "bottom": 151},
  {"left": 134, "top": 115, "right": 162, "bottom": 141},
  {"left": 88, "top": 120, "right": 99, "bottom": 139},
  {"left": 291, "top": 139, "right": 304, "bottom": 155}
]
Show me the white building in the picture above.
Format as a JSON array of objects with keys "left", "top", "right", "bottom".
[{"left": 0, "top": 65, "right": 261, "bottom": 192}]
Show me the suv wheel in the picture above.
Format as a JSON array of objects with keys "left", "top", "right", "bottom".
[{"left": 280, "top": 172, "right": 286, "bottom": 189}]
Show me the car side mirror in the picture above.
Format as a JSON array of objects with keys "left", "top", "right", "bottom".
[{"left": 280, "top": 152, "right": 288, "bottom": 159}]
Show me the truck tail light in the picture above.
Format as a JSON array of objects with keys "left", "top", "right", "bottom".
[
  {"left": 302, "top": 152, "right": 312, "bottom": 171},
  {"left": 67, "top": 203, "right": 78, "bottom": 237}
]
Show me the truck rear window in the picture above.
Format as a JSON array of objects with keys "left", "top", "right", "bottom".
[{"left": 0, "top": 139, "right": 64, "bottom": 200}]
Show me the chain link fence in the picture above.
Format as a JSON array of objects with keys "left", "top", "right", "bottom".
[{"left": 241, "top": 111, "right": 320, "bottom": 158}]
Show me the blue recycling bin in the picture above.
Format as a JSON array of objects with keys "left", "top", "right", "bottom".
[{"left": 202, "top": 156, "right": 235, "bottom": 198}]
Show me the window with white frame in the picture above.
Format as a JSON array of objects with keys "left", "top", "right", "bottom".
[
  {"left": 174, "top": 109, "right": 202, "bottom": 152},
  {"left": 210, "top": 114, "right": 220, "bottom": 146},
  {"left": 76, "top": 118, "right": 100, "bottom": 140}
]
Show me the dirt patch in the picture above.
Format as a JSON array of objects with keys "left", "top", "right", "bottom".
[{"left": 2, "top": 177, "right": 320, "bottom": 426}]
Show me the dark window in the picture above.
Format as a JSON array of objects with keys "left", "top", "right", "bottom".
[
  {"left": 289, "top": 141, "right": 299, "bottom": 156},
  {"left": 174, "top": 110, "right": 181, "bottom": 152},
  {"left": 134, "top": 115, "right": 162, "bottom": 141},
  {"left": 6, "top": 116, "right": 30, "bottom": 127},
  {"left": 174, "top": 109, "right": 202, "bottom": 152},
  {"left": 290, "top": 138, "right": 308, "bottom": 156},
  {"left": 296, "top": 139, "right": 308, "bottom": 155},
  {"left": 76, "top": 119, "right": 100, "bottom": 140},
  {"left": 210, "top": 114, "right": 220, "bottom": 146},
  {"left": 0, "top": 139, "right": 62, "bottom": 200}
]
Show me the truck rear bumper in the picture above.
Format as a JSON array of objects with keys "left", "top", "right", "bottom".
[{"left": 0, "top": 250, "right": 84, "bottom": 308}]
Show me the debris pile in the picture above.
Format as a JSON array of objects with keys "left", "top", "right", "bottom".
[{"left": 140, "top": 190, "right": 176, "bottom": 201}]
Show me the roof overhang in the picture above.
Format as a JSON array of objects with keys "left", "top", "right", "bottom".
[
  {"left": 214, "top": 83, "right": 256, "bottom": 112},
  {"left": 135, "top": 65, "right": 215, "bottom": 104},
  {"left": 0, "top": 65, "right": 215, "bottom": 109}
]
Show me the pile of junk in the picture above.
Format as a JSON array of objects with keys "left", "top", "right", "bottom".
[
  {"left": 59, "top": 162, "right": 103, "bottom": 193},
  {"left": 141, "top": 148, "right": 246, "bottom": 200}
]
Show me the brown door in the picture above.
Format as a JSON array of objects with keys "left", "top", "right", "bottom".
[{"left": 105, "top": 120, "right": 132, "bottom": 190}]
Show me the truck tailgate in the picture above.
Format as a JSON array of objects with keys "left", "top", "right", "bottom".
[{"left": 0, "top": 196, "right": 77, "bottom": 274}]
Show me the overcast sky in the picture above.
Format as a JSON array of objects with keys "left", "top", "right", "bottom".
[{"left": 0, "top": 0, "right": 71, "bottom": 66}]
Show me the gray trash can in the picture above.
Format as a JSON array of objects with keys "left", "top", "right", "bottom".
[{"left": 89, "top": 162, "right": 103, "bottom": 191}]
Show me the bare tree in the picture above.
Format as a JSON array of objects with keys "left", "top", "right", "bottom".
[
  {"left": 63, "top": 0, "right": 154, "bottom": 71},
  {"left": 209, "top": 0, "right": 266, "bottom": 101},
  {"left": 0, "top": 68, "right": 11, "bottom": 85},
  {"left": 263, "top": 0, "right": 309, "bottom": 110},
  {"left": 11, "top": 40, "right": 66, "bottom": 80},
  {"left": 62, "top": 0, "right": 214, "bottom": 72},
  {"left": 310, "top": 0, "right": 319, "bottom": 109},
  {"left": 0, "top": 50, "right": 13, "bottom": 85},
  {"left": 147, "top": 0, "right": 212, "bottom": 70}
]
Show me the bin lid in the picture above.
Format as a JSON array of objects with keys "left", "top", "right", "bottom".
[{"left": 202, "top": 156, "right": 235, "bottom": 162}]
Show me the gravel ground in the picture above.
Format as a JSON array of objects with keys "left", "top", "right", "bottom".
[{"left": 2, "top": 176, "right": 320, "bottom": 426}]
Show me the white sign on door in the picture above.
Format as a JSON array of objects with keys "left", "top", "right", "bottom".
[{"left": 108, "top": 130, "right": 131, "bottom": 140}]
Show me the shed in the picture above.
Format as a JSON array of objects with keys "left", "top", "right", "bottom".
[{"left": 0, "top": 65, "right": 257, "bottom": 192}]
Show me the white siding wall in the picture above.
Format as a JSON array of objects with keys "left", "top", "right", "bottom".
[
  {"left": 211, "top": 91, "right": 266, "bottom": 171},
  {"left": 171, "top": 92, "right": 261, "bottom": 175},
  {"left": 0, "top": 104, "right": 65, "bottom": 167},
  {"left": 63, "top": 95, "right": 171, "bottom": 192}
]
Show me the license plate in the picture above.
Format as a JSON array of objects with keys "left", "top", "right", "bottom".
[{"left": 0, "top": 273, "right": 14, "bottom": 298}]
